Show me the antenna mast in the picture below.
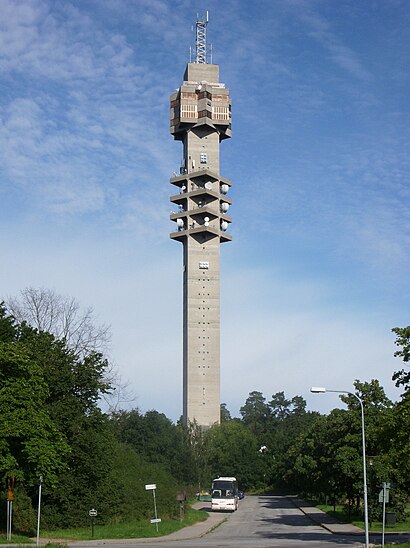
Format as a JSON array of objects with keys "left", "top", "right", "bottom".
[{"left": 195, "top": 11, "right": 209, "bottom": 64}]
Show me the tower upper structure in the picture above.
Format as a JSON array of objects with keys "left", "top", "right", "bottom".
[{"left": 169, "top": 14, "right": 232, "bottom": 428}]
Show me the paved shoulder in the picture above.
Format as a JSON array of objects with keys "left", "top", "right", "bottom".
[{"left": 289, "top": 496, "right": 364, "bottom": 534}]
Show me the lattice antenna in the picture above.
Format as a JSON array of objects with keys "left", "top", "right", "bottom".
[{"left": 195, "top": 11, "right": 209, "bottom": 64}]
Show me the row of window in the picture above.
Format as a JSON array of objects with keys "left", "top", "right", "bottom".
[
  {"left": 181, "top": 91, "right": 229, "bottom": 102},
  {"left": 179, "top": 104, "right": 230, "bottom": 121}
]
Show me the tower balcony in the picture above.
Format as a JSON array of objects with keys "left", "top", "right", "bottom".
[
  {"left": 170, "top": 189, "right": 232, "bottom": 207},
  {"left": 170, "top": 224, "right": 232, "bottom": 243},
  {"left": 170, "top": 209, "right": 232, "bottom": 243},
  {"left": 170, "top": 168, "right": 232, "bottom": 190}
]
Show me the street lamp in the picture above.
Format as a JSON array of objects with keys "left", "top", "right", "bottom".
[{"left": 310, "top": 387, "right": 369, "bottom": 548}]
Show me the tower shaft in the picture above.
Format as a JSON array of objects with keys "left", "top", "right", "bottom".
[{"left": 170, "top": 55, "right": 232, "bottom": 428}]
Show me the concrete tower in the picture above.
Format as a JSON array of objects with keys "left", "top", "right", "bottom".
[{"left": 169, "top": 14, "right": 232, "bottom": 428}]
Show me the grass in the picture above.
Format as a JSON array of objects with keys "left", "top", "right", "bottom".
[
  {"left": 0, "top": 534, "right": 34, "bottom": 544},
  {"left": 316, "top": 503, "right": 410, "bottom": 532},
  {"left": 0, "top": 507, "right": 207, "bottom": 543},
  {"left": 40, "top": 507, "right": 207, "bottom": 541}
]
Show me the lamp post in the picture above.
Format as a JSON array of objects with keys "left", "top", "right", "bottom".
[{"left": 310, "top": 386, "right": 369, "bottom": 548}]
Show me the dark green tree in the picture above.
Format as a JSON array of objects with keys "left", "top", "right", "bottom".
[
  {"left": 392, "top": 326, "right": 410, "bottom": 390},
  {"left": 0, "top": 341, "right": 69, "bottom": 486},
  {"left": 205, "top": 421, "right": 261, "bottom": 490},
  {"left": 269, "top": 391, "right": 291, "bottom": 420},
  {"left": 384, "top": 327, "right": 410, "bottom": 498},
  {"left": 220, "top": 403, "right": 231, "bottom": 422},
  {"left": 240, "top": 391, "right": 270, "bottom": 436}
]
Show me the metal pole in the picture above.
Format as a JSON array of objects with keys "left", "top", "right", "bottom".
[
  {"left": 6, "top": 501, "right": 10, "bottom": 541},
  {"left": 152, "top": 489, "right": 158, "bottom": 533},
  {"left": 9, "top": 501, "right": 13, "bottom": 541},
  {"left": 382, "top": 483, "right": 387, "bottom": 547},
  {"left": 320, "top": 389, "right": 370, "bottom": 548},
  {"left": 357, "top": 395, "right": 370, "bottom": 548},
  {"left": 36, "top": 476, "right": 43, "bottom": 546}
]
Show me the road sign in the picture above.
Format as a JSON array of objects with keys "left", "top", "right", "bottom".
[
  {"left": 145, "top": 484, "right": 156, "bottom": 490},
  {"left": 150, "top": 518, "right": 161, "bottom": 524},
  {"left": 379, "top": 489, "right": 389, "bottom": 503},
  {"left": 7, "top": 477, "right": 15, "bottom": 502},
  {"left": 89, "top": 509, "right": 98, "bottom": 517}
]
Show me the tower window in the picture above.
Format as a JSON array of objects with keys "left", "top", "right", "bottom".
[
  {"left": 200, "top": 152, "right": 207, "bottom": 164},
  {"left": 212, "top": 106, "right": 230, "bottom": 121},
  {"left": 181, "top": 104, "right": 197, "bottom": 119}
]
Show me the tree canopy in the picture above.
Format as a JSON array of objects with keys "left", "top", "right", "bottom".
[{"left": 1, "top": 297, "right": 410, "bottom": 531}]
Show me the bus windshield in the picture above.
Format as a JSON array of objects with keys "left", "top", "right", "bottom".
[{"left": 212, "top": 478, "right": 237, "bottom": 499}]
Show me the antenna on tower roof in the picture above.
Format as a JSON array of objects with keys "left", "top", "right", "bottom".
[{"left": 195, "top": 11, "right": 209, "bottom": 64}]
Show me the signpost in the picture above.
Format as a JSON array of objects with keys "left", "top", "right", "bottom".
[
  {"left": 6, "top": 477, "right": 15, "bottom": 541},
  {"left": 176, "top": 492, "right": 186, "bottom": 521},
  {"left": 36, "top": 476, "right": 43, "bottom": 546},
  {"left": 380, "top": 482, "right": 391, "bottom": 548},
  {"left": 89, "top": 508, "right": 97, "bottom": 538},
  {"left": 145, "top": 484, "right": 160, "bottom": 532}
]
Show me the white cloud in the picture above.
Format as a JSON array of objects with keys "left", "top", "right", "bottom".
[{"left": 1, "top": 0, "right": 409, "bottom": 424}]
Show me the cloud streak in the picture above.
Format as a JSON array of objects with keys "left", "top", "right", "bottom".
[{"left": 1, "top": 0, "right": 409, "bottom": 421}]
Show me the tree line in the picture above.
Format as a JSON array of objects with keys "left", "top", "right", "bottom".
[{"left": 0, "top": 289, "right": 409, "bottom": 532}]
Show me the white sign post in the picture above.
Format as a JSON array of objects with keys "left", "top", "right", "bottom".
[
  {"left": 88, "top": 508, "right": 98, "bottom": 538},
  {"left": 145, "top": 484, "right": 161, "bottom": 532},
  {"left": 379, "top": 482, "right": 391, "bottom": 548},
  {"left": 36, "top": 476, "right": 43, "bottom": 546}
]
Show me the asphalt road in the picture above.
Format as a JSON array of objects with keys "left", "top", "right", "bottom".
[
  {"left": 69, "top": 495, "right": 366, "bottom": 547},
  {"left": 177, "top": 495, "right": 363, "bottom": 547},
  {"left": 192, "top": 495, "right": 364, "bottom": 547}
]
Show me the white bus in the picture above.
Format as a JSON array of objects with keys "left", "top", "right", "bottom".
[{"left": 211, "top": 476, "right": 238, "bottom": 512}]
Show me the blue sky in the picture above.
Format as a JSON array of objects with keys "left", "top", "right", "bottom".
[{"left": 1, "top": 0, "right": 409, "bottom": 419}]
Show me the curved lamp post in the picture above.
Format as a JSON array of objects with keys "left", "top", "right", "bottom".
[{"left": 310, "top": 387, "right": 369, "bottom": 548}]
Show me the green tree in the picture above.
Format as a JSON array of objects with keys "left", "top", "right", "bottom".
[
  {"left": 269, "top": 391, "right": 291, "bottom": 420},
  {"left": 283, "top": 380, "right": 393, "bottom": 517},
  {"left": 205, "top": 421, "right": 261, "bottom": 490},
  {"left": 0, "top": 341, "right": 69, "bottom": 486},
  {"left": 392, "top": 326, "right": 410, "bottom": 390},
  {"left": 0, "top": 302, "right": 119, "bottom": 529},
  {"left": 220, "top": 402, "right": 231, "bottom": 422},
  {"left": 110, "top": 409, "right": 182, "bottom": 478},
  {"left": 384, "top": 327, "right": 410, "bottom": 496},
  {"left": 240, "top": 391, "right": 270, "bottom": 436}
]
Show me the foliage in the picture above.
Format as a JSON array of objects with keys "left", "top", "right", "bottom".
[
  {"left": 283, "top": 380, "right": 395, "bottom": 514},
  {"left": 0, "top": 484, "right": 36, "bottom": 535},
  {"left": 392, "top": 326, "right": 410, "bottom": 390},
  {"left": 2, "top": 297, "right": 410, "bottom": 536},
  {"left": 220, "top": 403, "right": 231, "bottom": 422},
  {"left": 204, "top": 421, "right": 262, "bottom": 490},
  {"left": 0, "top": 339, "right": 69, "bottom": 487},
  {"left": 0, "top": 302, "right": 117, "bottom": 530},
  {"left": 385, "top": 327, "right": 410, "bottom": 495},
  {"left": 240, "top": 391, "right": 270, "bottom": 436},
  {"left": 110, "top": 410, "right": 180, "bottom": 473}
]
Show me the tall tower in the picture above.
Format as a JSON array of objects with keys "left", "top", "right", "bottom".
[{"left": 169, "top": 14, "right": 232, "bottom": 428}]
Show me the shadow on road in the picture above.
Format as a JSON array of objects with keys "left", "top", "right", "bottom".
[{"left": 251, "top": 496, "right": 363, "bottom": 545}]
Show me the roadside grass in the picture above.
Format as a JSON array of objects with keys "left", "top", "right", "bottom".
[
  {"left": 0, "top": 533, "right": 34, "bottom": 544},
  {"left": 316, "top": 503, "right": 410, "bottom": 532},
  {"left": 40, "top": 507, "right": 207, "bottom": 541}
]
